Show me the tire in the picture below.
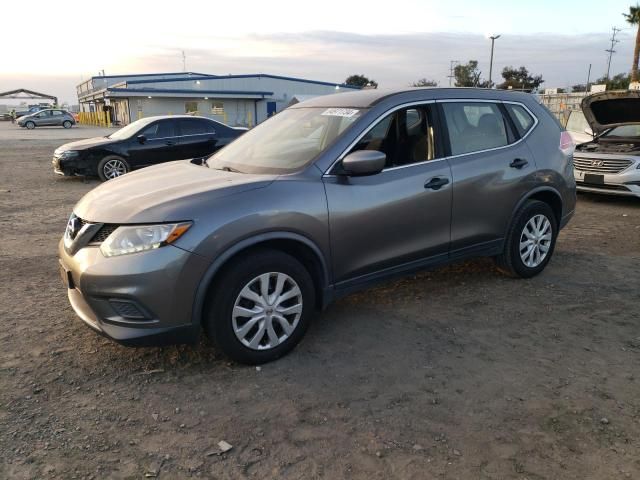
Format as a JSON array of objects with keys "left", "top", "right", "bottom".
[
  {"left": 97, "top": 155, "right": 130, "bottom": 181},
  {"left": 495, "top": 200, "right": 558, "bottom": 278},
  {"left": 62, "top": 120, "right": 72, "bottom": 129},
  {"left": 204, "top": 249, "right": 316, "bottom": 364},
  {"left": 25, "top": 121, "right": 35, "bottom": 130}
]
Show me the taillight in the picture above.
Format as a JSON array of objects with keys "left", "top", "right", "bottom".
[{"left": 559, "top": 131, "right": 574, "bottom": 155}]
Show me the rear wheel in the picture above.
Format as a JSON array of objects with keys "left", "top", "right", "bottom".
[
  {"left": 204, "top": 249, "right": 315, "bottom": 364},
  {"left": 97, "top": 155, "right": 130, "bottom": 181},
  {"left": 495, "top": 200, "right": 558, "bottom": 278},
  {"left": 25, "top": 121, "right": 35, "bottom": 130},
  {"left": 62, "top": 120, "right": 72, "bottom": 129}
]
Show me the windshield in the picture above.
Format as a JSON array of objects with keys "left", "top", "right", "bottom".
[
  {"left": 108, "top": 118, "right": 151, "bottom": 140},
  {"left": 565, "top": 110, "right": 590, "bottom": 133},
  {"left": 603, "top": 124, "right": 640, "bottom": 138},
  {"left": 206, "top": 107, "right": 366, "bottom": 174}
]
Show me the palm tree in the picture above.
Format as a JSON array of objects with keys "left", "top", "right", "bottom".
[{"left": 624, "top": 4, "right": 640, "bottom": 82}]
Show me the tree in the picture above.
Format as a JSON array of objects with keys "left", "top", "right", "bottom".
[
  {"left": 453, "top": 60, "right": 489, "bottom": 87},
  {"left": 572, "top": 84, "right": 587, "bottom": 93},
  {"left": 593, "top": 72, "right": 631, "bottom": 90},
  {"left": 344, "top": 74, "right": 378, "bottom": 88},
  {"left": 411, "top": 78, "right": 438, "bottom": 87},
  {"left": 497, "top": 66, "right": 544, "bottom": 92},
  {"left": 623, "top": 4, "right": 640, "bottom": 82}
]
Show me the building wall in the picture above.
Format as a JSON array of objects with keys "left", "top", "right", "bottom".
[{"left": 126, "top": 97, "right": 257, "bottom": 127}]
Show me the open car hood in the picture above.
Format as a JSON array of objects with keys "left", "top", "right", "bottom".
[{"left": 581, "top": 90, "right": 640, "bottom": 135}]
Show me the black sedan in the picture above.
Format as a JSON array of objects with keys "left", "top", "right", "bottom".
[{"left": 52, "top": 115, "right": 247, "bottom": 181}]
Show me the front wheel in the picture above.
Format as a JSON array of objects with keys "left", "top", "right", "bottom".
[
  {"left": 495, "top": 200, "right": 558, "bottom": 278},
  {"left": 97, "top": 155, "right": 130, "bottom": 181},
  {"left": 25, "top": 121, "right": 35, "bottom": 130},
  {"left": 204, "top": 249, "right": 315, "bottom": 364}
]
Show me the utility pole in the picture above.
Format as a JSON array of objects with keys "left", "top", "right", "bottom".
[
  {"left": 448, "top": 60, "right": 460, "bottom": 87},
  {"left": 488, "top": 35, "right": 501, "bottom": 89},
  {"left": 585, "top": 63, "right": 592, "bottom": 94},
  {"left": 182, "top": 51, "right": 186, "bottom": 72},
  {"left": 605, "top": 27, "right": 621, "bottom": 81}
]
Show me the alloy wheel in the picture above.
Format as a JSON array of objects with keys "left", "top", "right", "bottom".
[
  {"left": 103, "top": 159, "right": 127, "bottom": 179},
  {"left": 232, "top": 272, "right": 303, "bottom": 350},
  {"left": 519, "top": 214, "right": 552, "bottom": 268}
]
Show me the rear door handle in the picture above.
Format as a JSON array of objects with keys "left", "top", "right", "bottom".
[
  {"left": 424, "top": 177, "right": 450, "bottom": 190},
  {"left": 510, "top": 158, "right": 528, "bottom": 169}
]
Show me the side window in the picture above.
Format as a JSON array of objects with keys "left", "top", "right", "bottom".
[
  {"left": 505, "top": 104, "right": 535, "bottom": 137},
  {"left": 185, "top": 101, "right": 198, "bottom": 114},
  {"left": 179, "top": 118, "right": 209, "bottom": 136},
  {"left": 349, "top": 105, "right": 438, "bottom": 168},
  {"left": 442, "top": 102, "right": 509, "bottom": 156},
  {"left": 141, "top": 121, "right": 175, "bottom": 139},
  {"left": 52, "top": 110, "right": 64, "bottom": 116}
]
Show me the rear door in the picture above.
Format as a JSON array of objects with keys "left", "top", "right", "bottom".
[
  {"left": 439, "top": 100, "right": 537, "bottom": 257},
  {"left": 177, "top": 118, "right": 218, "bottom": 158},
  {"left": 324, "top": 103, "right": 452, "bottom": 286},
  {"left": 127, "top": 119, "right": 181, "bottom": 167},
  {"left": 51, "top": 110, "right": 65, "bottom": 126}
]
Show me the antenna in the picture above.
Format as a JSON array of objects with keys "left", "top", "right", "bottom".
[
  {"left": 182, "top": 51, "right": 186, "bottom": 72},
  {"left": 605, "top": 27, "right": 622, "bottom": 80}
]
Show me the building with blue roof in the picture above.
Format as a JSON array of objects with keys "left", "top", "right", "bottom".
[{"left": 76, "top": 72, "right": 359, "bottom": 127}]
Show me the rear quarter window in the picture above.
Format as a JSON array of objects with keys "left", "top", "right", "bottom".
[{"left": 505, "top": 104, "right": 536, "bottom": 137}]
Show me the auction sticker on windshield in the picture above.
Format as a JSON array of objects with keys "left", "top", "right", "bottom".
[{"left": 321, "top": 108, "right": 360, "bottom": 118}]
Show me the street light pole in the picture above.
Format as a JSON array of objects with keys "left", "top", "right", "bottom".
[{"left": 488, "top": 34, "right": 501, "bottom": 89}]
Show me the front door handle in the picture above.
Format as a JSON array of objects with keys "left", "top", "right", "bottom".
[
  {"left": 424, "top": 177, "right": 450, "bottom": 190},
  {"left": 165, "top": 140, "right": 176, "bottom": 146},
  {"left": 510, "top": 158, "right": 528, "bottom": 169}
]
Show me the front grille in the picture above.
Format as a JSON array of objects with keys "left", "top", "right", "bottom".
[
  {"left": 573, "top": 157, "right": 633, "bottom": 174},
  {"left": 90, "top": 224, "right": 117, "bottom": 244}
]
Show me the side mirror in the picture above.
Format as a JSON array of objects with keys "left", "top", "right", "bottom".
[
  {"left": 340, "top": 150, "right": 386, "bottom": 176},
  {"left": 137, "top": 134, "right": 147, "bottom": 144}
]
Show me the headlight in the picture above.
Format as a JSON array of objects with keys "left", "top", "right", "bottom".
[
  {"left": 59, "top": 150, "right": 80, "bottom": 158},
  {"left": 100, "top": 222, "right": 192, "bottom": 257}
]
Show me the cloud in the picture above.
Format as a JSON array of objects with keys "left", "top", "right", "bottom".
[{"left": 1, "top": 31, "right": 634, "bottom": 104}]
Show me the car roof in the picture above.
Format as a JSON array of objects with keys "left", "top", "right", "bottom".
[{"left": 290, "top": 87, "right": 533, "bottom": 109}]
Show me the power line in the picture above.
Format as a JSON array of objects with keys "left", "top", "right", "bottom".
[{"left": 605, "top": 27, "right": 622, "bottom": 80}]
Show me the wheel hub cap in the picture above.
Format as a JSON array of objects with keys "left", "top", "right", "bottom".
[
  {"left": 104, "top": 160, "right": 126, "bottom": 179},
  {"left": 232, "top": 272, "right": 303, "bottom": 351},
  {"left": 519, "top": 214, "right": 552, "bottom": 268}
]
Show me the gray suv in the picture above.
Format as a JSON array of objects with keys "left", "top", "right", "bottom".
[
  {"left": 58, "top": 88, "right": 576, "bottom": 364},
  {"left": 18, "top": 109, "right": 76, "bottom": 129}
]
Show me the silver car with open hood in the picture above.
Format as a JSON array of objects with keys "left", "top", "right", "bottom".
[{"left": 573, "top": 90, "right": 640, "bottom": 197}]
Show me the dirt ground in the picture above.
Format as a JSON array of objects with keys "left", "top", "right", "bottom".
[{"left": 1, "top": 122, "right": 639, "bottom": 479}]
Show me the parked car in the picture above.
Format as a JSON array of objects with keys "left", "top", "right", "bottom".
[
  {"left": 564, "top": 109, "right": 594, "bottom": 144},
  {"left": 58, "top": 88, "right": 576, "bottom": 364},
  {"left": 18, "top": 109, "right": 75, "bottom": 129},
  {"left": 573, "top": 90, "right": 640, "bottom": 198},
  {"left": 52, "top": 115, "right": 247, "bottom": 181}
]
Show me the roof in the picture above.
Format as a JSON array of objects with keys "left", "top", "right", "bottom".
[
  {"left": 124, "top": 73, "right": 360, "bottom": 90},
  {"left": 107, "top": 87, "right": 273, "bottom": 97},
  {"left": 290, "top": 87, "right": 533, "bottom": 108},
  {"left": 90, "top": 72, "right": 209, "bottom": 80}
]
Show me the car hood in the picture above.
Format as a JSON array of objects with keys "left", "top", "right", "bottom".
[
  {"left": 55, "top": 136, "right": 117, "bottom": 152},
  {"left": 581, "top": 90, "right": 640, "bottom": 134},
  {"left": 74, "top": 161, "right": 276, "bottom": 224}
]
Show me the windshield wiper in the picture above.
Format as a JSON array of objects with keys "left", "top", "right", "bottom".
[{"left": 216, "top": 165, "right": 242, "bottom": 173}]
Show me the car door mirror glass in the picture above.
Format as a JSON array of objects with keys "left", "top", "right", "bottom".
[
  {"left": 341, "top": 150, "right": 386, "bottom": 176},
  {"left": 137, "top": 134, "right": 147, "bottom": 144}
]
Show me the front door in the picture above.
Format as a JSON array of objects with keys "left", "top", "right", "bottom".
[
  {"left": 127, "top": 119, "right": 181, "bottom": 167},
  {"left": 324, "top": 104, "right": 452, "bottom": 286},
  {"left": 438, "top": 100, "right": 538, "bottom": 255},
  {"left": 34, "top": 110, "right": 53, "bottom": 126}
]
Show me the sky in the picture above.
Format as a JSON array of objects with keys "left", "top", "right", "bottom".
[{"left": 1, "top": 0, "right": 637, "bottom": 104}]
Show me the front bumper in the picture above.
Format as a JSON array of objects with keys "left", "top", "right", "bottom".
[
  {"left": 574, "top": 167, "right": 640, "bottom": 198},
  {"left": 58, "top": 238, "right": 208, "bottom": 346}
]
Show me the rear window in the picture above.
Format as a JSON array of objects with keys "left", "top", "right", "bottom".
[
  {"left": 180, "top": 118, "right": 212, "bottom": 135},
  {"left": 505, "top": 104, "right": 535, "bottom": 136}
]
